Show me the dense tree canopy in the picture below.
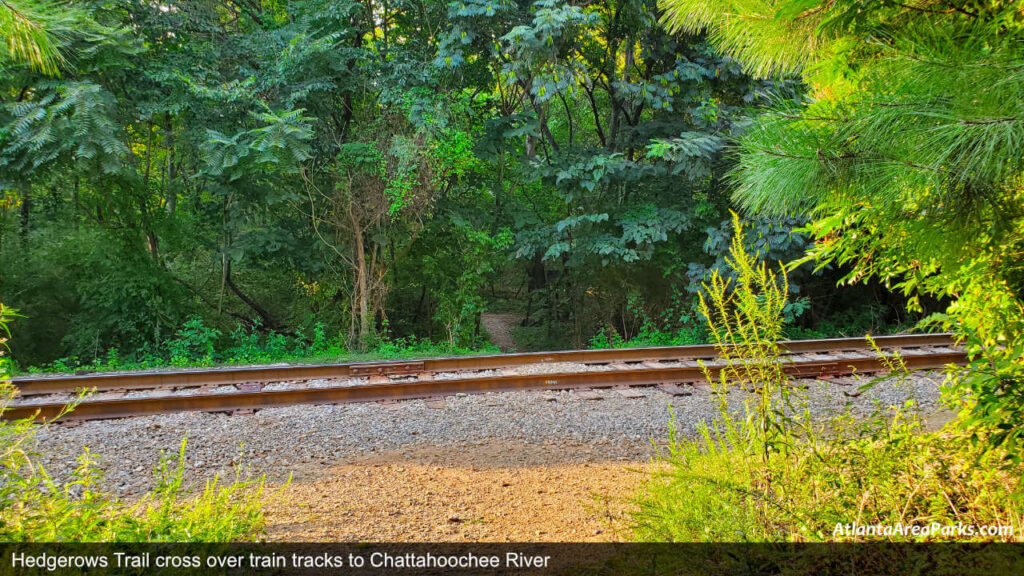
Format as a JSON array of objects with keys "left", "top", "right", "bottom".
[
  {"left": 659, "top": 0, "right": 1024, "bottom": 455},
  {"left": 0, "top": 0, "right": 913, "bottom": 367},
  {"left": 2, "top": 0, "right": 1022, "bottom": 546}
]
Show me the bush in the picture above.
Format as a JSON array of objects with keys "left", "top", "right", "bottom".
[
  {"left": 630, "top": 217, "right": 1024, "bottom": 542},
  {"left": 167, "top": 316, "right": 221, "bottom": 367},
  {"left": 372, "top": 335, "right": 498, "bottom": 359},
  {"left": 588, "top": 292, "right": 708, "bottom": 350},
  {"left": 0, "top": 305, "right": 267, "bottom": 542},
  {"left": 19, "top": 315, "right": 502, "bottom": 375},
  {"left": 633, "top": 405, "right": 1023, "bottom": 542}
]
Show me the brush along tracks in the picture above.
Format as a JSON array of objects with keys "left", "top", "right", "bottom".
[{"left": 5, "top": 334, "right": 965, "bottom": 422}]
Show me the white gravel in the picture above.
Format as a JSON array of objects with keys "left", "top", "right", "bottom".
[{"left": 26, "top": 371, "right": 947, "bottom": 497}]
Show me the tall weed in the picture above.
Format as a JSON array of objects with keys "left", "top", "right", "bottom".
[
  {"left": 0, "top": 305, "right": 267, "bottom": 542},
  {"left": 631, "top": 216, "right": 1024, "bottom": 542}
]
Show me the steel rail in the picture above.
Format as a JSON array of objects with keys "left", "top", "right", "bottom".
[
  {"left": 3, "top": 349, "right": 967, "bottom": 422},
  {"left": 9, "top": 333, "right": 957, "bottom": 396}
]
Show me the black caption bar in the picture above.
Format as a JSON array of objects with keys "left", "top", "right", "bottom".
[{"left": 2, "top": 543, "right": 1023, "bottom": 576}]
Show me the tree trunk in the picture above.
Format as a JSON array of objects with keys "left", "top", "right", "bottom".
[
  {"left": 19, "top": 181, "right": 30, "bottom": 243},
  {"left": 146, "top": 230, "right": 160, "bottom": 261},
  {"left": 224, "top": 259, "right": 278, "bottom": 332},
  {"left": 354, "top": 222, "right": 373, "bottom": 349},
  {"left": 165, "top": 111, "right": 177, "bottom": 214}
]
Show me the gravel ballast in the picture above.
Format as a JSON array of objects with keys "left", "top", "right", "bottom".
[
  {"left": 29, "top": 372, "right": 945, "bottom": 497},
  {"left": 21, "top": 370, "right": 950, "bottom": 541}
]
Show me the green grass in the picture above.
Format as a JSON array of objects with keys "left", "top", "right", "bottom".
[
  {"left": 1, "top": 432, "right": 269, "bottom": 542},
  {"left": 633, "top": 402, "right": 1024, "bottom": 542},
  {"left": 1, "top": 304, "right": 268, "bottom": 542}
]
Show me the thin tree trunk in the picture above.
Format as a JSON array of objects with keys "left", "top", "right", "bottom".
[
  {"left": 224, "top": 259, "right": 278, "bottom": 332},
  {"left": 146, "top": 231, "right": 160, "bottom": 261},
  {"left": 354, "top": 222, "right": 373, "bottom": 348},
  {"left": 165, "top": 112, "right": 177, "bottom": 214},
  {"left": 19, "top": 181, "right": 30, "bottom": 243}
]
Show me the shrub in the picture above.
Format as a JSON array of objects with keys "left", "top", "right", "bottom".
[
  {"left": 588, "top": 292, "right": 708, "bottom": 350},
  {"left": 0, "top": 305, "right": 267, "bottom": 542},
  {"left": 634, "top": 405, "right": 1023, "bottom": 542},
  {"left": 19, "top": 317, "right": 502, "bottom": 375},
  {"left": 224, "top": 323, "right": 266, "bottom": 364},
  {"left": 631, "top": 217, "right": 1024, "bottom": 542},
  {"left": 167, "top": 316, "right": 221, "bottom": 367}
]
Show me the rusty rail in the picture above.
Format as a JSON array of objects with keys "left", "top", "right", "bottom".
[
  {"left": 10, "top": 333, "right": 957, "bottom": 396},
  {"left": 3, "top": 337, "right": 966, "bottom": 422}
]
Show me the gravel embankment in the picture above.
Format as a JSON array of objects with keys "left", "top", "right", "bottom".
[{"left": 29, "top": 371, "right": 945, "bottom": 497}]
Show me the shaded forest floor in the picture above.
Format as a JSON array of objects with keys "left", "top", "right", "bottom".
[{"left": 479, "top": 313, "right": 523, "bottom": 352}]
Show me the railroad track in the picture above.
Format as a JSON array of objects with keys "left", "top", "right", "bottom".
[{"left": 5, "top": 334, "right": 965, "bottom": 422}]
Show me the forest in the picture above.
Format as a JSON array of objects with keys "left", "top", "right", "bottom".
[
  {"left": 1, "top": 0, "right": 1023, "bottom": 551},
  {"left": 0, "top": 0, "right": 923, "bottom": 371}
]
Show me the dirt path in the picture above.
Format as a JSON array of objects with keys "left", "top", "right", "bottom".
[
  {"left": 480, "top": 312, "right": 522, "bottom": 351},
  {"left": 264, "top": 440, "right": 657, "bottom": 542}
]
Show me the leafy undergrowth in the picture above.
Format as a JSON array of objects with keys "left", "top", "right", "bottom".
[
  {"left": 2, "top": 432, "right": 267, "bottom": 541},
  {"left": 632, "top": 407, "right": 1023, "bottom": 542},
  {"left": 0, "top": 383, "right": 268, "bottom": 542},
  {"left": 631, "top": 217, "right": 1024, "bottom": 542},
  {"left": 17, "top": 318, "right": 499, "bottom": 376},
  {"left": 1, "top": 305, "right": 268, "bottom": 542}
]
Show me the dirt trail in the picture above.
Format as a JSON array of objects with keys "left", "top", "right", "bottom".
[
  {"left": 264, "top": 440, "right": 658, "bottom": 542},
  {"left": 480, "top": 312, "right": 522, "bottom": 351}
]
